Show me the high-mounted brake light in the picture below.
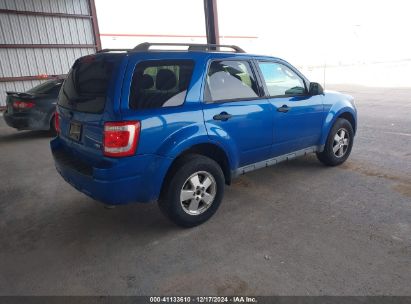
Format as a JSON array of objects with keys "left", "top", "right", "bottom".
[
  {"left": 54, "top": 111, "right": 60, "bottom": 134},
  {"left": 103, "top": 121, "right": 140, "bottom": 157},
  {"left": 13, "top": 100, "right": 35, "bottom": 109}
]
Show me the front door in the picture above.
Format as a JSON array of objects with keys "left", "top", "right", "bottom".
[
  {"left": 256, "top": 60, "right": 324, "bottom": 156},
  {"left": 202, "top": 60, "right": 272, "bottom": 167}
]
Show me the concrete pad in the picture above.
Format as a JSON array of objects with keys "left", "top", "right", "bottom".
[{"left": 0, "top": 85, "right": 410, "bottom": 295}]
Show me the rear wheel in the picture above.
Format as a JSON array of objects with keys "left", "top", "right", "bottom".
[
  {"left": 316, "top": 118, "right": 354, "bottom": 166},
  {"left": 159, "top": 154, "right": 225, "bottom": 227}
]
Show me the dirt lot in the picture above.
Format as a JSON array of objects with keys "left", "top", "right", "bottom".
[{"left": 0, "top": 85, "right": 410, "bottom": 295}]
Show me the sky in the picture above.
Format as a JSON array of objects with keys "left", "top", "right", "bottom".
[{"left": 95, "top": 0, "right": 411, "bottom": 67}]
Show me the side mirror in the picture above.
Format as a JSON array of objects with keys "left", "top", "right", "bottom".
[{"left": 309, "top": 82, "right": 324, "bottom": 95}]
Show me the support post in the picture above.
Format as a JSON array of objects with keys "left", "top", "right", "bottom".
[
  {"left": 88, "top": 0, "right": 102, "bottom": 51},
  {"left": 204, "top": 0, "right": 220, "bottom": 47}
]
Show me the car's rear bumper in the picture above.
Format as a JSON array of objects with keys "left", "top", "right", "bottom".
[
  {"left": 50, "top": 137, "right": 172, "bottom": 205},
  {"left": 3, "top": 111, "right": 50, "bottom": 130}
]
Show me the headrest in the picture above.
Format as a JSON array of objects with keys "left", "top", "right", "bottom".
[
  {"left": 156, "top": 69, "right": 176, "bottom": 90},
  {"left": 141, "top": 74, "right": 154, "bottom": 89}
]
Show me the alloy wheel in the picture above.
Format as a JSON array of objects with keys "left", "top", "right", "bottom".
[
  {"left": 180, "top": 171, "right": 217, "bottom": 215},
  {"left": 333, "top": 128, "right": 350, "bottom": 158}
]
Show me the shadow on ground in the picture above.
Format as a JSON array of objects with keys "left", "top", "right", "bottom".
[{"left": 0, "top": 130, "right": 52, "bottom": 143}]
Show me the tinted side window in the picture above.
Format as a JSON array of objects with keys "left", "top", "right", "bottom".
[
  {"left": 258, "top": 62, "right": 306, "bottom": 96},
  {"left": 129, "top": 60, "right": 194, "bottom": 110},
  {"left": 205, "top": 60, "right": 259, "bottom": 102}
]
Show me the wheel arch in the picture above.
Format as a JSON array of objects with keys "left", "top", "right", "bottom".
[
  {"left": 159, "top": 143, "right": 232, "bottom": 199},
  {"left": 320, "top": 107, "right": 357, "bottom": 146},
  {"left": 338, "top": 111, "right": 356, "bottom": 134}
]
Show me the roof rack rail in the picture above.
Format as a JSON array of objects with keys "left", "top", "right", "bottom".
[
  {"left": 132, "top": 42, "right": 245, "bottom": 53},
  {"left": 97, "top": 48, "right": 131, "bottom": 53}
]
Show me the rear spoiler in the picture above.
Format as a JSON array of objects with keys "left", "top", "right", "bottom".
[{"left": 6, "top": 91, "right": 35, "bottom": 98}]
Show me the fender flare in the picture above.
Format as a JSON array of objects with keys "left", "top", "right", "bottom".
[
  {"left": 320, "top": 106, "right": 357, "bottom": 146},
  {"left": 148, "top": 123, "right": 238, "bottom": 199}
]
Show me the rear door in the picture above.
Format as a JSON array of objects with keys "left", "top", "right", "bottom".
[
  {"left": 57, "top": 54, "right": 124, "bottom": 162},
  {"left": 202, "top": 59, "right": 272, "bottom": 167},
  {"left": 256, "top": 60, "right": 324, "bottom": 156}
]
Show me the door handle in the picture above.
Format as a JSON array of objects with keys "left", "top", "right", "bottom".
[
  {"left": 213, "top": 112, "right": 232, "bottom": 121},
  {"left": 277, "top": 105, "right": 290, "bottom": 113}
]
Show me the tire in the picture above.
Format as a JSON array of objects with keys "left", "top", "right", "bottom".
[
  {"left": 316, "top": 118, "right": 354, "bottom": 166},
  {"left": 159, "top": 154, "right": 225, "bottom": 227}
]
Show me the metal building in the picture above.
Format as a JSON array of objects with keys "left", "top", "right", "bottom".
[{"left": 0, "top": 0, "right": 101, "bottom": 106}]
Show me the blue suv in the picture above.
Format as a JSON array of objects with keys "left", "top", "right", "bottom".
[{"left": 51, "top": 43, "right": 357, "bottom": 227}]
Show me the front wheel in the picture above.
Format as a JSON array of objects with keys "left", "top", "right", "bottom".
[
  {"left": 159, "top": 154, "right": 225, "bottom": 227},
  {"left": 317, "top": 118, "right": 354, "bottom": 166}
]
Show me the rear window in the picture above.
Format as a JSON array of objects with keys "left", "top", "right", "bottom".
[
  {"left": 129, "top": 60, "right": 194, "bottom": 110},
  {"left": 58, "top": 55, "right": 117, "bottom": 113},
  {"left": 27, "top": 80, "right": 63, "bottom": 95}
]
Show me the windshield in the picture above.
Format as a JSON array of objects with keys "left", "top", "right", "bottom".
[{"left": 58, "top": 55, "right": 119, "bottom": 113}]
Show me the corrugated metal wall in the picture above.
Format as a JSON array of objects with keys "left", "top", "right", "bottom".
[
  {"left": 0, "top": 0, "right": 100, "bottom": 106},
  {"left": 0, "top": 0, "right": 90, "bottom": 14}
]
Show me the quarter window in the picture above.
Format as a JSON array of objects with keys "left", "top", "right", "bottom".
[
  {"left": 205, "top": 60, "right": 259, "bottom": 102},
  {"left": 129, "top": 60, "right": 194, "bottom": 109},
  {"left": 258, "top": 62, "right": 306, "bottom": 96}
]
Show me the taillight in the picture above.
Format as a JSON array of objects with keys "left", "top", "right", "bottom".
[
  {"left": 103, "top": 121, "right": 140, "bottom": 157},
  {"left": 13, "top": 100, "right": 35, "bottom": 109},
  {"left": 54, "top": 111, "right": 60, "bottom": 134}
]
